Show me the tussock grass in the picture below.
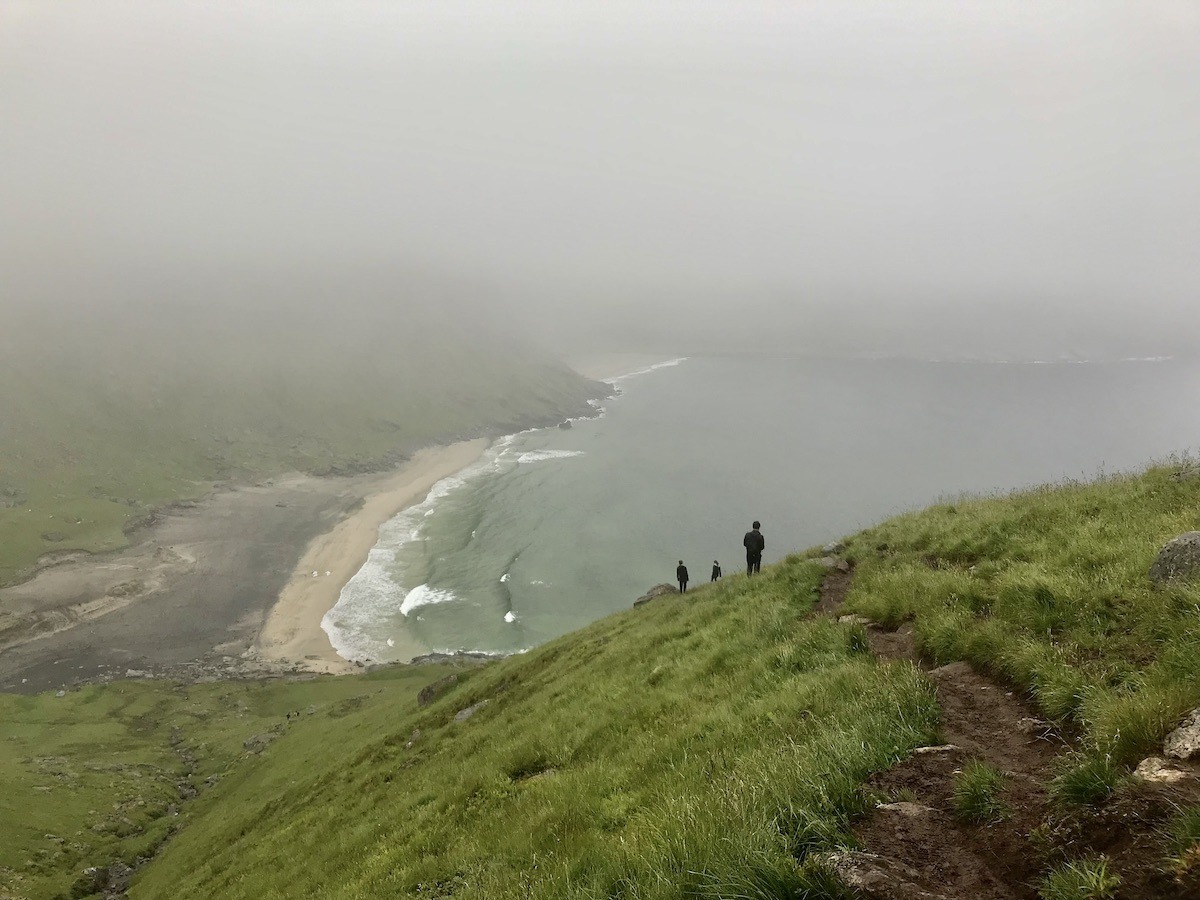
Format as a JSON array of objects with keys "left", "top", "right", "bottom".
[
  {"left": 952, "top": 760, "right": 1007, "bottom": 824},
  {"left": 1166, "top": 805, "right": 1200, "bottom": 876},
  {"left": 131, "top": 559, "right": 938, "bottom": 899},
  {"left": 846, "top": 463, "right": 1200, "bottom": 797},
  {"left": 1038, "top": 857, "right": 1121, "bottom": 900}
]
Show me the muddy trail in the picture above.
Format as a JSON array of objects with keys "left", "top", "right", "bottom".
[{"left": 816, "top": 563, "right": 1200, "bottom": 900}]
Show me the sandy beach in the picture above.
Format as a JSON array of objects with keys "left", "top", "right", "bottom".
[
  {"left": 254, "top": 439, "right": 488, "bottom": 673},
  {"left": 0, "top": 440, "right": 490, "bottom": 693}
]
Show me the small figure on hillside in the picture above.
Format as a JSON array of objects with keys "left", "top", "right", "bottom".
[
  {"left": 711, "top": 560, "right": 722, "bottom": 581},
  {"left": 744, "top": 521, "right": 765, "bottom": 576},
  {"left": 677, "top": 560, "right": 689, "bottom": 593}
]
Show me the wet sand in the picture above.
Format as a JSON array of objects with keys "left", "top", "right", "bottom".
[
  {"left": 254, "top": 440, "right": 487, "bottom": 672},
  {"left": 0, "top": 441, "right": 487, "bottom": 693}
]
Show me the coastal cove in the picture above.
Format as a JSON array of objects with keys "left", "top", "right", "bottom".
[
  {"left": 321, "top": 353, "right": 1200, "bottom": 667},
  {"left": 0, "top": 425, "right": 601, "bottom": 693}
]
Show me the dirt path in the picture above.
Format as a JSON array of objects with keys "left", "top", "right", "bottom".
[
  {"left": 818, "top": 566, "right": 1064, "bottom": 898},
  {"left": 817, "top": 563, "right": 1200, "bottom": 899}
]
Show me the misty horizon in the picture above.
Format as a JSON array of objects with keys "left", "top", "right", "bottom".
[{"left": 3, "top": 1, "right": 1198, "bottom": 359}]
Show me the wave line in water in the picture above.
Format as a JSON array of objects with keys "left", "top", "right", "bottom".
[
  {"left": 608, "top": 357, "right": 688, "bottom": 386},
  {"left": 516, "top": 449, "right": 585, "bottom": 464},
  {"left": 321, "top": 450, "right": 504, "bottom": 660}
]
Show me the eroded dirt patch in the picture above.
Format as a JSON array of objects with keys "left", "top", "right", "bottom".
[{"left": 816, "top": 565, "right": 1198, "bottom": 899}]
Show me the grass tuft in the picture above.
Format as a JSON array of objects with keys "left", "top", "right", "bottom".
[
  {"left": 1049, "top": 753, "right": 1124, "bottom": 808},
  {"left": 952, "top": 760, "right": 1008, "bottom": 824},
  {"left": 1038, "top": 857, "right": 1121, "bottom": 900},
  {"left": 1166, "top": 805, "right": 1200, "bottom": 876}
]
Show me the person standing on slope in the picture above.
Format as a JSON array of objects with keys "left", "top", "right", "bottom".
[
  {"left": 677, "top": 560, "right": 689, "bottom": 593},
  {"left": 711, "top": 560, "right": 722, "bottom": 581},
  {"left": 744, "top": 521, "right": 765, "bottom": 575}
]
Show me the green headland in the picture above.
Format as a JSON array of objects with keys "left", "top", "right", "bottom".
[{"left": 4, "top": 461, "right": 1200, "bottom": 898}]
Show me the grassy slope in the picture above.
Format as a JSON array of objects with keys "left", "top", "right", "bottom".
[
  {"left": 0, "top": 304, "right": 601, "bottom": 585},
  {"left": 132, "top": 561, "right": 936, "bottom": 899},
  {"left": 0, "top": 665, "right": 457, "bottom": 900},
  {"left": 7, "top": 464, "right": 1200, "bottom": 898},
  {"left": 843, "top": 463, "right": 1200, "bottom": 789}
]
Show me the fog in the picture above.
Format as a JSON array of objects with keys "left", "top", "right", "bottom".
[{"left": 3, "top": 1, "right": 1198, "bottom": 359}]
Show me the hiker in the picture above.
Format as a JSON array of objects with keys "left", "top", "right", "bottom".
[
  {"left": 677, "top": 560, "right": 689, "bottom": 593},
  {"left": 744, "top": 521, "right": 765, "bottom": 575},
  {"left": 711, "top": 560, "right": 722, "bottom": 581}
]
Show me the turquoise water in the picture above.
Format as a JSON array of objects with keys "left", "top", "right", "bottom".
[{"left": 324, "top": 355, "right": 1200, "bottom": 662}]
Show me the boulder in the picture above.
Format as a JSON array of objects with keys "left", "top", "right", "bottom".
[
  {"left": 1164, "top": 708, "right": 1200, "bottom": 760},
  {"left": 454, "top": 700, "right": 489, "bottom": 723},
  {"left": 417, "top": 674, "right": 459, "bottom": 707},
  {"left": 634, "top": 584, "right": 679, "bottom": 607},
  {"left": 1133, "top": 756, "right": 1194, "bottom": 784},
  {"left": 1149, "top": 532, "right": 1200, "bottom": 583},
  {"left": 818, "top": 556, "right": 851, "bottom": 572},
  {"left": 823, "top": 540, "right": 846, "bottom": 555}
]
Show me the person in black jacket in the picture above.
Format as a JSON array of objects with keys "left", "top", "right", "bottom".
[
  {"left": 743, "top": 521, "right": 764, "bottom": 575},
  {"left": 711, "top": 560, "right": 722, "bottom": 581},
  {"left": 677, "top": 560, "right": 689, "bottom": 593}
]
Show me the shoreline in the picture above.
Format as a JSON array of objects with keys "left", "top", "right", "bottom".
[
  {"left": 568, "top": 353, "right": 685, "bottom": 383},
  {"left": 253, "top": 439, "right": 490, "bottom": 674}
]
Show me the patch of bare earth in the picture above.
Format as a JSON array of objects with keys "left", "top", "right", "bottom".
[{"left": 816, "top": 562, "right": 1200, "bottom": 899}]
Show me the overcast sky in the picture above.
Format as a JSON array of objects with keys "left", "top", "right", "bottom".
[{"left": 2, "top": 1, "right": 1198, "bottom": 356}]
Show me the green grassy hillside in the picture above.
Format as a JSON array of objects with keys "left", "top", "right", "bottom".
[
  {"left": 4, "top": 463, "right": 1200, "bottom": 898},
  {"left": 843, "top": 462, "right": 1200, "bottom": 801},
  {"left": 0, "top": 664, "right": 459, "bottom": 900},
  {"left": 0, "top": 302, "right": 602, "bottom": 585},
  {"left": 131, "top": 560, "right": 934, "bottom": 900}
]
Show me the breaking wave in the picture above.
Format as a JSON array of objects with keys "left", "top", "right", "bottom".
[{"left": 516, "top": 449, "right": 585, "bottom": 464}]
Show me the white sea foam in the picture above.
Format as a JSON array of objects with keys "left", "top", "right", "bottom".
[
  {"left": 516, "top": 449, "right": 585, "bottom": 464},
  {"left": 500, "top": 573, "right": 510, "bottom": 583},
  {"left": 504, "top": 611, "right": 517, "bottom": 623},
  {"left": 321, "top": 451, "right": 501, "bottom": 661},
  {"left": 324, "top": 358, "right": 676, "bottom": 661},
  {"left": 399, "top": 584, "right": 459, "bottom": 616},
  {"left": 608, "top": 357, "right": 688, "bottom": 387}
]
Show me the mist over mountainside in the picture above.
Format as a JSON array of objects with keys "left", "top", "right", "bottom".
[{"left": 0, "top": 285, "right": 603, "bottom": 585}]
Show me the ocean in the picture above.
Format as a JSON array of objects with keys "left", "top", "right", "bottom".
[{"left": 323, "top": 354, "right": 1200, "bottom": 663}]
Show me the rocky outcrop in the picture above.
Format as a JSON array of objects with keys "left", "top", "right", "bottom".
[
  {"left": 417, "top": 673, "right": 459, "bottom": 707},
  {"left": 242, "top": 733, "right": 279, "bottom": 754},
  {"left": 453, "top": 700, "right": 488, "bottom": 723},
  {"left": 1164, "top": 708, "right": 1200, "bottom": 760},
  {"left": 634, "top": 584, "right": 679, "bottom": 607},
  {"left": 408, "top": 650, "right": 498, "bottom": 667},
  {"left": 1149, "top": 532, "right": 1200, "bottom": 583}
]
